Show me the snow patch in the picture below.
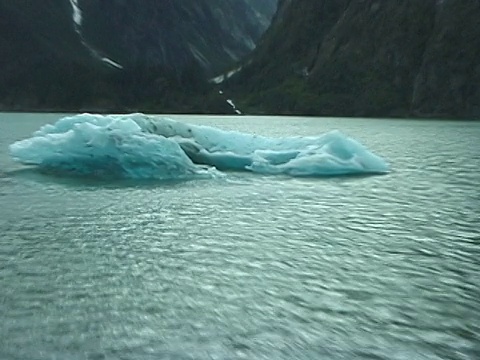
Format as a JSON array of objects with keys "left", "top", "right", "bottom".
[
  {"left": 67, "top": 0, "right": 123, "bottom": 70},
  {"left": 99, "top": 57, "right": 123, "bottom": 69},
  {"left": 69, "top": 0, "right": 82, "bottom": 27},
  {"left": 210, "top": 66, "right": 243, "bottom": 84},
  {"left": 226, "top": 99, "right": 242, "bottom": 115}
]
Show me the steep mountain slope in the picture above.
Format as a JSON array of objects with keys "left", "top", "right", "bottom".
[
  {"left": 79, "top": 0, "right": 277, "bottom": 75},
  {"left": 0, "top": 0, "right": 276, "bottom": 112},
  {"left": 230, "top": 0, "right": 480, "bottom": 119},
  {"left": 0, "top": 0, "right": 97, "bottom": 110}
]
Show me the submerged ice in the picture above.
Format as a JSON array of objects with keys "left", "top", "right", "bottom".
[{"left": 9, "top": 114, "right": 389, "bottom": 179}]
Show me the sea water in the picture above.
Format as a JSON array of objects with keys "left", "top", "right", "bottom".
[{"left": 1, "top": 113, "right": 479, "bottom": 360}]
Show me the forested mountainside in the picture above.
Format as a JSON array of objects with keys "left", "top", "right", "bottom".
[
  {"left": 228, "top": 0, "right": 480, "bottom": 119},
  {"left": 0, "top": 0, "right": 276, "bottom": 113},
  {"left": 1, "top": 0, "right": 478, "bottom": 118}
]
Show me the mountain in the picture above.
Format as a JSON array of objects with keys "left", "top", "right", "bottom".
[
  {"left": 228, "top": 0, "right": 480, "bottom": 119},
  {"left": 79, "top": 0, "right": 277, "bottom": 75},
  {"left": 0, "top": 0, "right": 277, "bottom": 112},
  {"left": 3, "top": 0, "right": 478, "bottom": 119}
]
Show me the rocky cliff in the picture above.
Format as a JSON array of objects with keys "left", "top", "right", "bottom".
[
  {"left": 79, "top": 0, "right": 277, "bottom": 75},
  {"left": 2, "top": 0, "right": 478, "bottom": 118},
  {"left": 229, "top": 0, "right": 480, "bottom": 119},
  {"left": 0, "top": 0, "right": 276, "bottom": 112}
]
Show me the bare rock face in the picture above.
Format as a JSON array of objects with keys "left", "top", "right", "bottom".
[
  {"left": 411, "top": 0, "right": 480, "bottom": 118},
  {"left": 232, "top": 0, "right": 480, "bottom": 119},
  {"left": 0, "top": 0, "right": 277, "bottom": 111},
  {"left": 79, "top": 0, "right": 277, "bottom": 75}
]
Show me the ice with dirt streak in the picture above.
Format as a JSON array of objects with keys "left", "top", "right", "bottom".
[{"left": 9, "top": 113, "right": 389, "bottom": 179}]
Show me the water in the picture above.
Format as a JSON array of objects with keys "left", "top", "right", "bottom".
[{"left": 1, "top": 113, "right": 479, "bottom": 360}]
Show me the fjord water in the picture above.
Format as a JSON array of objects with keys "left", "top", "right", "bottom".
[{"left": 1, "top": 113, "right": 479, "bottom": 360}]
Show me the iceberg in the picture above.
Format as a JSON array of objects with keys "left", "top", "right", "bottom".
[
  {"left": 9, "top": 113, "right": 389, "bottom": 180},
  {"left": 8, "top": 114, "right": 214, "bottom": 180}
]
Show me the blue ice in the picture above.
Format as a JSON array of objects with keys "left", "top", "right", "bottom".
[{"left": 9, "top": 113, "right": 389, "bottom": 179}]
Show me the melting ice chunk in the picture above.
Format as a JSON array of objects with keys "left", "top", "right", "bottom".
[
  {"left": 9, "top": 113, "right": 389, "bottom": 179},
  {"left": 9, "top": 114, "right": 213, "bottom": 180}
]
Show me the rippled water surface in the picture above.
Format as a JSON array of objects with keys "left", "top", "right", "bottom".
[{"left": 1, "top": 113, "right": 479, "bottom": 360}]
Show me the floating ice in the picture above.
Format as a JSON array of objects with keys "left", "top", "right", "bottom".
[
  {"left": 9, "top": 114, "right": 389, "bottom": 179},
  {"left": 9, "top": 114, "right": 213, "bottom": 180}
]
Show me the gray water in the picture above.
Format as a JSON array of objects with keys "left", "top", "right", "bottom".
[{"left": 1, "top": 113, "right": 479, "bottom": 360}]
